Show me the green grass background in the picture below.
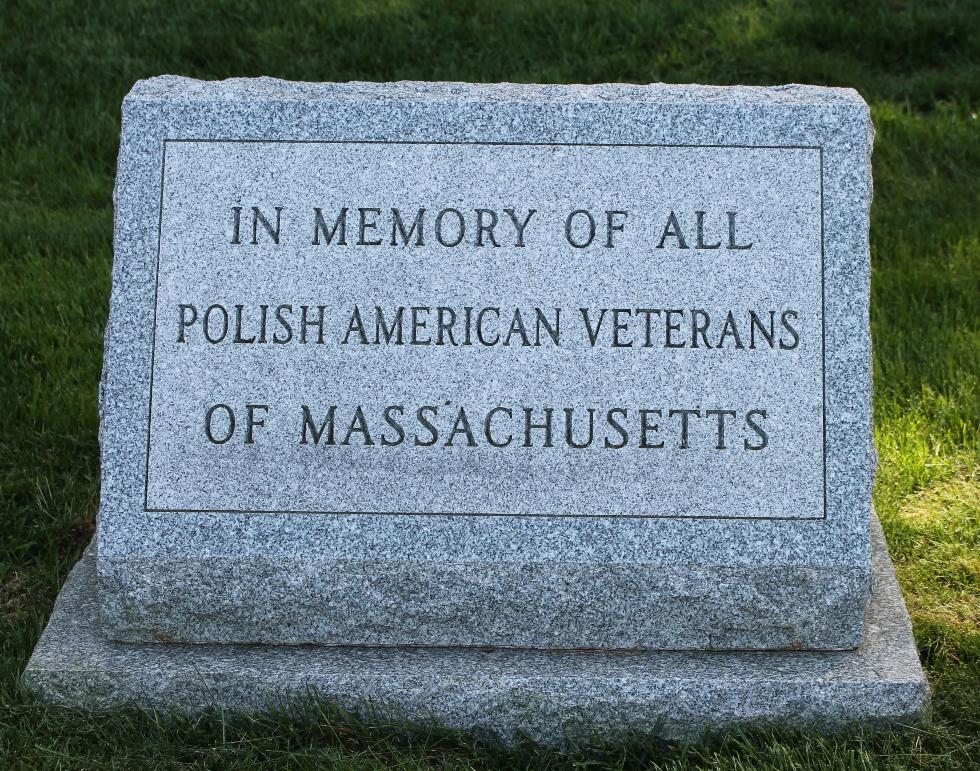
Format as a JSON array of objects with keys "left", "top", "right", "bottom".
[{"left": 1, "top": 0, "right": 978, "bottom": 767}]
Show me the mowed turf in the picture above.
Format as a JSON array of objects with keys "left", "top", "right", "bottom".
[{"left": 1, "top": 1, "right": 978, "bottom": 768}]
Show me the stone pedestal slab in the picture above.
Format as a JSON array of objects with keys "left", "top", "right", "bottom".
[{"left": 24, "top": 515, "right": 928, "bottom": 745}]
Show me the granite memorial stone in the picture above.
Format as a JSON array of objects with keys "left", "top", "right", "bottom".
[{"left": 25, "top": 77, "right": 928, "bottom": 741}]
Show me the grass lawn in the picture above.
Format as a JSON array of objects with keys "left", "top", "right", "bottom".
[{"left": 1, "top": 0, "right": 978, "bottom": 767}]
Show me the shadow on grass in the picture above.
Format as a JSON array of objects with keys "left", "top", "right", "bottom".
[{"left": 5, "top": 688, "right": 975, "bottom": 770}]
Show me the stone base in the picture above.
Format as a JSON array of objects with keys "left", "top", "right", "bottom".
[{"left": 23, "top": 517, "right": 928, "bottom": 745}]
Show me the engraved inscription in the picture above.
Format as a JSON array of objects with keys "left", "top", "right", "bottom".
[{"left": 145, "top": 141, "right": 824, "bottom": 518}]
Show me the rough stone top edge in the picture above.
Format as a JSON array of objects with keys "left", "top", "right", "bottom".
[{"left": 125, "top": 75, "right": 868, "bottom": 110}]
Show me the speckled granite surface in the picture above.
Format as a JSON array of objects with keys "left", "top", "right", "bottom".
[
  {"left": 24, "top": 515, "right": 927, "bottom": 744},
  {"left": 99, "top": 77, "right": 875, "bottom": 648}
]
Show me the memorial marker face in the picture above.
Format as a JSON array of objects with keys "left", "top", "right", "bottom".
[
  {"left": 149, "top": 141, "right": 822, "bottom": 520},
  {"left": 97, "top": 78, "right": 875, "bottom": 650}
]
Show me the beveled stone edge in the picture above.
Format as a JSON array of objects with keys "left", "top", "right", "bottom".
[{"left": 127, "top": 75, "right": 867, "bottom": 107}]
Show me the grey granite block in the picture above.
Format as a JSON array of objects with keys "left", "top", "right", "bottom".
[
  {"left": 101, "top": 77, "right": 875, "bottom": 648},
  {"left": 24, "top": 515, "right": 927, "bottom": 745}
]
